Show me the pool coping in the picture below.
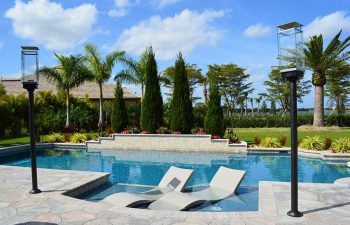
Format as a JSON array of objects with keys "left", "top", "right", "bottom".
[
  {"left": 248, "top": 147, "right": 350, "bottom": 161},
  {"left": 0, "top": 143, "right": 86, "bottom": 157},
  {"left": 1, "top": 143, "right": 350, "bottom": 162}
]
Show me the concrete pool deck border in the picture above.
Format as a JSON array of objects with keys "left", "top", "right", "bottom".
[
  {"left": 2, "top": 142, "right": 350, "bottom": 162},
  {"left": 0, "top": 165, "right": 350, "bottom": 224}
]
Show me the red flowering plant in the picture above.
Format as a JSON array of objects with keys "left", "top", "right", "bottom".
[
  {"left": 128, "top": 126, "right": 140, "bottom": 134},
  {"left": 171, "top": 131, "right": 182, "bottom": 135},
  {"left": 98, "top": 124, "right": 111, "bottom": 137},
  {"left": 211, "top": 134, "right": 221, "bottom": 139},
  {"left": 108, "top": 128, "right": 113, "bottom": 136},
  {"left": 140, "top": 130, "right": 151, "bottom": 134},
  {"left": 120, "top": 129, "right": 129, "bottom": 134},
  {"left": 191, "top": 127, "right": 205, "bottom": 135},
  {"left": 157, "top": 127, "right": 170, "bottom": 134},
  {"left": 196, "top": 130, "right": 206, "bottom": 135},
  {"left": 63, "top": 125, "right": 80, "bottom": 133},
  {"left": 224, "top": 128, "right": 240, "bottom": 144}
]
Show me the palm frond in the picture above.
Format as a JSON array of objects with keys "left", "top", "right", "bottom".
[
  {"left": 114, "top": 68, "right": 139, "bottom": 84},
  {"left": 84, "top": 43, "right": 102, "bottom": 77}
]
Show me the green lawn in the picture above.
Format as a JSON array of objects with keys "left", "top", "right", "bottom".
[
  {"left": 0, "top": 136, "right": 36, "bottom": 147},
  {"left": 235, "top": 127, "right": 350, "bottom": 146}
]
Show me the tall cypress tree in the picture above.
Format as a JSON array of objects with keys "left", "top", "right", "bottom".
[
  {"left": 204, "top": 81, "right": 224, "bottom": 136},
  {"left": 170, "top": 53, "right": 193, "bottom": 133},
  {"left": 111, "top": 81, "right": 128, "bottom": 132},
  {"left": 140, "top": 47, "right": 163, "bottom": 132}
]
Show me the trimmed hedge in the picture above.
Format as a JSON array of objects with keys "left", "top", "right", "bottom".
[{"left": 225, "top": 114, "right": 350, "bottom": 128}]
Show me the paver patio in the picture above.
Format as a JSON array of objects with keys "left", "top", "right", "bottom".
[{"left": 0, "top": 165, "right": 349, "bottom": 225}]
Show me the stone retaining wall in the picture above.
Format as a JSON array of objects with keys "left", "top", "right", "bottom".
[{"left": 86, "top": 134, "right": 247, "bottom": 152}]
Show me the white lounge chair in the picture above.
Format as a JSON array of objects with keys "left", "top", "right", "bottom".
[
  {"left": 148, "top": 166, "right": 246, "bottom": 211},
  {"left": 101, "top": 166, "right": 193, "bottom": 207}
]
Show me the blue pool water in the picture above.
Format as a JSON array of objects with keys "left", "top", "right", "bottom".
[{"left": 1, "top": 149, "right": 350, "bottom": 212}]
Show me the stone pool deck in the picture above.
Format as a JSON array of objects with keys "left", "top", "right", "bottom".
[{"left": 0, "top": 165, "right": 349, "bottom": 225}]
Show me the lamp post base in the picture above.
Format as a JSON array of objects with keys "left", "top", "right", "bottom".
[
  {"left": 29, "top": 189, "right": 42, "bottom": 194},
  {"left": 287, "top": 210, "right": 303, "bottom": 217}
]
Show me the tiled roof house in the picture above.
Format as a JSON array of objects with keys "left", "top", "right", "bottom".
[{"left": 0, "top": 76, "right": 140, "bottom": 104}]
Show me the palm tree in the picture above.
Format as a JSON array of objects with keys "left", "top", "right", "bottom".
[
  {"left": 255, "top": 96, "right": 262, "bottom": 114},
  {"left": 249, "top": 98, "right": 254, "bottom": 115},
  {"left": 202, "top": 75, "right": 209, "bottom": 103},
  {"left": 325, "top": 62, "right": 350, "bottom": 115},
  {"left": 84, "top": 43, "right": 134, "bottom": 128},
  {"left": 40, "top": 54, "right": 93, "bottom": 127},
  {"left": 244, "top": 93, "right": 248, "bottom": 116},
  {"left": 114, "top": 49, "right": 147, "bottom": 101},
  {"left": 304, "top": 30, "right": 350, "bottom": 127}
]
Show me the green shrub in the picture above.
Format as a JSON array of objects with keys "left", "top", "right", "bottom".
[
  {"left": 260, "top": 137, "right": 281, "bottom": 148},
  {"left": 157, "top": 127, "right": 170, "bottom": 134},
  {"left": 20, "top": 127, "right": 29, "bottom": 136},
  {"left": 299, "top": 136, "right": 324, "bottom": 150},
  {"left": 193, "top": 103, "right": 207, "bottom": 128},
  {"left": 254, "top": 136, "right": 261, "bottom": 146},
  {"left": 4, "top": 129, "right": 13, "bottom": 138},
  {"left": 191, "top": 127, "right": 205, "bottom": 134},
  {"left": 279, "top": 136, "right": 287, "bottom": 146},
  {"left": 126, "top": 103, "right": 141, "bottom": 127},
  {"left": 70, "top": 133, "right": 87, "bottom": 143},
  {"left": 204, "top": 81, "right": 224, "bottom": 136},
  {"left": 111, "top": 82, "right": 128, "bottom": 133},
  {"left": 325, "top": 115, "right": 350, "bottom": 127},
  {"left": 46, "top": 133, "right": 64, "bottom": 143},
  {"left": 170, "top": 53, "right": 193, "bottom": 133},
  {"left": 64, "top": 133, "right": 72, "bottom": 142},
  {"left": 86, "top": 133, "right": 92, "bottom": 141},
  {"left": 128, "top": 126, "right": 140, "bottom": 134},
  {"left": 224, "top": 128, "right": 239, "bottom": 143},
  {"left": 224, "top": 114, "right": 350, "bottom": 128},
  {"left": 140, "top": 47, "right": 163, "bottom": 132},
  {"left": 324, "top": 138, "right": 332, "bottom": 150},
  {"left": 331, "top": 137, "right": 350, "bottom": 153},
  {"left": 80, "top": 128, "right": 87, "bottom": 133}
]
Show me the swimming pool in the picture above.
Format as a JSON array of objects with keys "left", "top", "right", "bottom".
[{"left": 1, "top": 149, "right": 349, "bottom": 212}]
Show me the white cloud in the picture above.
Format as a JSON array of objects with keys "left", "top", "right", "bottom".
[
  {"left": 243, "top": 23, "right": 271, "bottom": 38},
  {"left": 115, "top": 9, "right": 226, "bottom": 60},
  {"left": 108, "top": 8, "right": 128, "bottom": 17},
  {"left": 304, "top": 11, "right": 350, "bottom": 38},
  {"left": 155, "top": 0, "right": 182, "bottom": 9},
  {"left": 245, "top": 64, "right": 265, "bottom": 74},
  {"left": 109, "top": 0, "right": 131, "bottom": 17},
  {"left": 94, "top": 28, "right": 110, "bottom": 36},
  {"left": 114, "top": 0, "right": 130, "bottom": 8},
  {"left": 5, "top": 0, "right": 97, "bottom": 51},
  {"left": 0, "top": 41, "right": 3, "bottom": 49},
  {"left": 246, "top": 64, "right": 267, "bottom": 83}
]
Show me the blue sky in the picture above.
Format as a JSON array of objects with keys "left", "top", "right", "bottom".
[{"left": 1, "top": 0, "right": 350, "bottom": 107}]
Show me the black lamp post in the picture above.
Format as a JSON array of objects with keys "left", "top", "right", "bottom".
[
  {"left": 21, "top": 46, "right": 41, "bottom": 194},
  {"left": 277, "top": 22, "right": 304, "bottom": 217}
]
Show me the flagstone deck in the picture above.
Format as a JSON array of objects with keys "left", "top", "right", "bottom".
[{"left": 0, "top": 165, "right": 349, "bottom": 225}]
